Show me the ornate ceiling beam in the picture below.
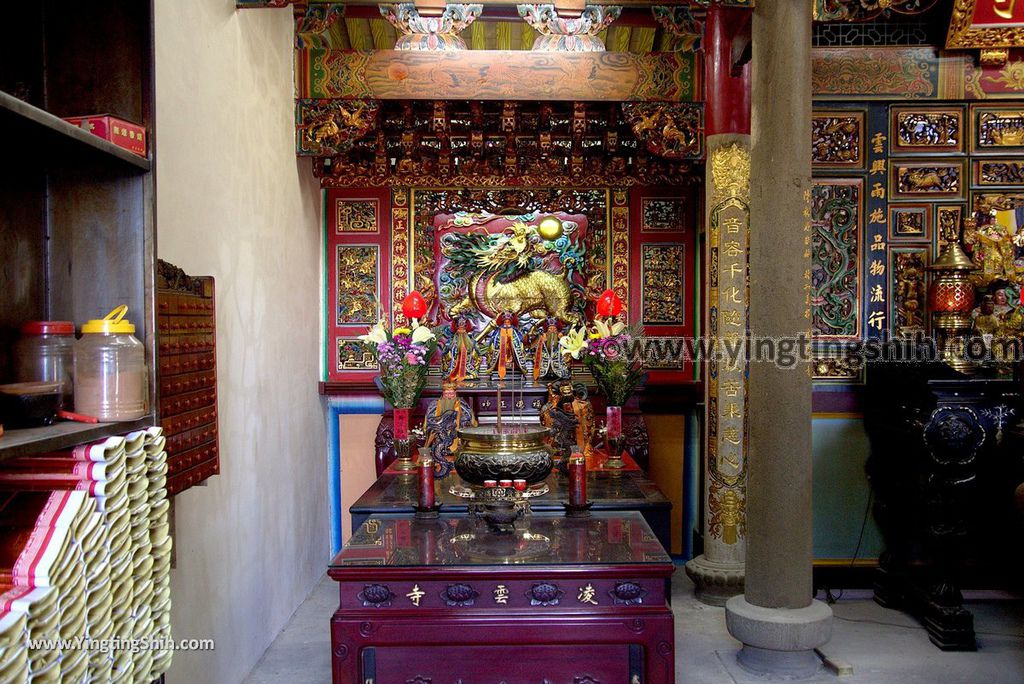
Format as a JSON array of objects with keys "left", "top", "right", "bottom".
[{"left": 297, "top": 48, "right": 700, "bottom": 100}]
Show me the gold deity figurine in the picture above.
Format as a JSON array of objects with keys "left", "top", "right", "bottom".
[
  {"left": 559, "top": 382, "right": 594, "bottom": 457},
  {"left": 422, "top": 381, "right": 477, "bottom": 477},
  {"left": 973, "top": 295, "right": 1001, "bottom": 337}
]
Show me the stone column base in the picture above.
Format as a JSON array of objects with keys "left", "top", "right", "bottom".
[
  {"left": 683, "top": 554, "right": 745, "bottom": 607},
  {"left": 725, "top": 596, "right": 833, "bottom": 678}
]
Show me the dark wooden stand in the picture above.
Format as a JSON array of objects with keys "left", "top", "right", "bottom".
[
  {"left": 865, "top": 359, "right": 1023, "bottom": 650},
  {"left": 328, "top": 513, "right": 675, "bottom": 684}
]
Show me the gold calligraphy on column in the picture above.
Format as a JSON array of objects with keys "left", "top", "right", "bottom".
[{"left": 706, "top": 142, "right": 750, "bottom": 545}]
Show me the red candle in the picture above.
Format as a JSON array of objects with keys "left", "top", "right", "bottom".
[
  {"left": 568, "top": 452, "right": 587, "bottom": 507},
  {"left": 606, "top": 405, "right": 622, "bottom": 440},
  {"left": 419, "top": 456, "right": 435, "bottom": 509},
  {"left": 513, "top": 479, "right": 527, "bottom": 492},
  {"left": 394, "top": 407, "right": 410, "bottom": 440}
]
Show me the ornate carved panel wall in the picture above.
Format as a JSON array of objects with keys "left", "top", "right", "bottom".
[
  {"left": 812, "top": 50, "right": 1024, "bottom": 384},
  {"left": 325, "top": 185, "right": 697, "bottom": 385}
]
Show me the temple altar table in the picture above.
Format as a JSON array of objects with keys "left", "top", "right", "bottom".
[{"left": 328, "top": 512, "right": 676, "bottom": 684}]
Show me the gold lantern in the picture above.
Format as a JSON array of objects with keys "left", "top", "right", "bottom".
[{"left": 929, "top": 219, "right": 979, "bottom": 374}]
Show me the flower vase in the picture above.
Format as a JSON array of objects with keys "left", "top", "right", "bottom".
[
  {"left": 604, "top": 406, "right": 626, "bottom": 470},
  {"left": 392, "top": 407, "right": 416, "bottom": 473}
]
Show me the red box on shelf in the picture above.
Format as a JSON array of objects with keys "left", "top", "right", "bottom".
[{"left": 63, "top": 114, "right": 147, "bottom": 157}]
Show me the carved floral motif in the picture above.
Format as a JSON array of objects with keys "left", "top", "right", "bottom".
[
  {"left": 518, "top": 4, "right": 622, "bottom": 52},
  {"left": 336, "top": 245, "right": 379, "bottom": 325},
  {"left": 380, "top": 3, "right": 483, "bottom": 50},
  {"left": 811, "top": 180, "right": 861, "bottom": 339},
  {"left": 642, "top": 245, "right": 685, "bottom": 324}
]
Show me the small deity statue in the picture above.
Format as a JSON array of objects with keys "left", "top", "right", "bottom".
[
  {"left": 993, "top": 288, "right": 1013, "bottom": 317},
  {"left": 442, "top": 316, "right": 479, "bottom": 383},
  {"left": 483, "top": 312, "right": 528, "bottom": 379},
  {"left": 529, "top": 317, "right": 569, "bottom": 381},
  {"left": 973, "top": 295, "right": 1001, "bottom": 337},
  {"left": 423, "top": 381, "right": 476, "bottom": 478},
  {"left": 548, "top": 396, "right": 579, "bottom": 462},
  {"left": 549, "top": 382, "right": 594, "bottom": 457},
  {"left": 539, "top": 382, "right": 559, "bottom": 428},
  {"left": 965, "top": 214, "right": 1024, "bottom": 288}
]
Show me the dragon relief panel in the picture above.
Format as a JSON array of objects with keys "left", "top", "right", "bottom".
[
  {"left": 975, "top": 159, "right": 1024, "bottom": 185},
  {"left": 411, "top": 189, "right": 610, "bottom": 321},
  {"left": 436, "top": 213, "right": 588, "bottom": 330},
  {"left": 812, "top": 180, "right": 862, "bottom": 340}
]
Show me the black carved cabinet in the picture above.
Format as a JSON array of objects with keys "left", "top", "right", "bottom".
[{"left": 864, "top": 360, "right": 1024, "bottom": 650}]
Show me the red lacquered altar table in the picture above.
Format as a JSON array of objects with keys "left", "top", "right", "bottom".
[{"left": 328, "top": 511, "right": 676, "bottom": 684}]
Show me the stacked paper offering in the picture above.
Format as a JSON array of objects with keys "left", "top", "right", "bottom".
[
  {"left": 143, "top": 430, "right": 172, "bottom": 680},
  {"left": 0, "top": 586, "right": 58, "bottom": 681},
  {"left": 0, "top": 491, "right": 92, "bottom": 681},
  {"left": 0, "top": 429, "right": 174, "bottom": 683},
  {"left": 0, "top": 609, "right": 28, "bottom": 683}
]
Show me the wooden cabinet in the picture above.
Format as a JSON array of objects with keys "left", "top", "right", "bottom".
[
  {"left": 0, "top": 0, "right": 156, "bottom": 458},
  {"left": 156, "top": 261, "right": 220, "bottom": 495}
]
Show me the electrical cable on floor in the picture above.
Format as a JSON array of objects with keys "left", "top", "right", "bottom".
[
  {"left": 832, "top": 614, "right": 1024, "bottom": 639},
  {"left": 825, "top": 489, "right": 873, "bottom": 605}
]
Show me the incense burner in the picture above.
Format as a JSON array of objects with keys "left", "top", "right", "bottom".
[{"left": 454, "top": 425, "right": 554, "bottom": 485}]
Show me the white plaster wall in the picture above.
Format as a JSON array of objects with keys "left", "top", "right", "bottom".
[{"left": 154, "top": 1, "right": 329, "bottom": 682}]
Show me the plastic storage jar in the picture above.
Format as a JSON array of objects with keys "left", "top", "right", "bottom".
[
  {"left": 74, "top": 306, "right": 147, "bottom": 422},
  {"left": 14, "top": 321, "right": 76, "bottom": 408}
]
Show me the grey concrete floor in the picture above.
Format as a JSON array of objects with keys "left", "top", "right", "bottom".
[{"left": 245, "top": 568, "right": 1024, "bottom": 684}]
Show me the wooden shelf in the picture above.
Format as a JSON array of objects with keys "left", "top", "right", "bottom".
[
  {"left": 0, "top": 416, "right": 155, "bottom": 460},
  {"left": 0, "top": 90, "right": 150, "bottom": 172}
]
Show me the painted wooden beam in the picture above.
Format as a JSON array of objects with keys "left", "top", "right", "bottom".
[{"left": 297, "top": 48, "right": 700, "bottom": 101}]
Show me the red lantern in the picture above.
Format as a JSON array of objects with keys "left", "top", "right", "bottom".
[
  {"left": 596, "top": 288, "right": 623, "bottom": 317},
  {"left": 402, "top": 291, "right": 427, "bottom": 320}
]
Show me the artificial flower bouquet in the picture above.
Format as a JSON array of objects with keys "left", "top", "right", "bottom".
[
  {"left": 358, "top": 320, "right": 438, "bottom": 408},
  {"left": 559, "top": 317, "right": 647, "bottom": 407}
]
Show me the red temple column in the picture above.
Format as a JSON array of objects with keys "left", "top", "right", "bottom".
[{"left": 684, "top": 3, "right": 752, "bottom": 607}]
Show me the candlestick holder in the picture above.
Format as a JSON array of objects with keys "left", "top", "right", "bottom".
[
  {"left": 415, "top": 452, "right": 440, "bottom": 518},
  {"left": 605, "top": 434, "right": 627, "bottom": 470},
  {"left": 392, "top": 436, "right": 418, "bottom": 474},
  {"left": 564, "top": 501, "right": 593, "bottom": 518},
  {"left": 414, "top": 504, "right": 441, "bottom": 519}
]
